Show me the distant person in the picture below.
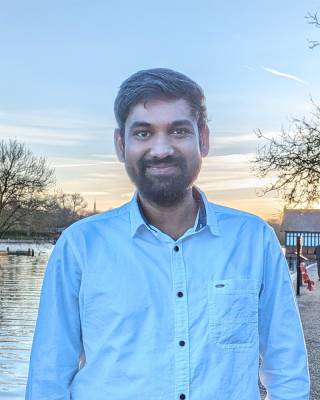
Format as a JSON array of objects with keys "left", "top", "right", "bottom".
[
  {"left": 25, "top": 68, "right": 310, "bottom": 399},
  {"left": 314, "top": 244, "right": 320, "bottom": 281}
]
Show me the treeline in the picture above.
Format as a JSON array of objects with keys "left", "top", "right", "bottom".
[
  {"left": 0, "top": 139, "right": 94, "bottom": 240},
  {"left": 3, "top": 191, "right": 91, "bottom": 240}
]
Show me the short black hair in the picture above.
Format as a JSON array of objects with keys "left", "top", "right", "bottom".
[{"left": 114, "top": 68, "right": 208, "bottom": 137}]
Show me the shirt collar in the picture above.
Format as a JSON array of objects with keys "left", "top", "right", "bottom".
[{"left": 129, "top": 185, "right": 220, "bottom": 238}]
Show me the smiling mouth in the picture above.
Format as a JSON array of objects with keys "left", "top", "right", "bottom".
[{"left": 145, "top": 164, "right": 179, "bottom": 174}]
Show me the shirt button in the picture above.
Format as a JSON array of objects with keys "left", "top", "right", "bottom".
[
  {"left": 174, "top": 245, "right": 179, "bottom": 252},
  {"left": 179, "top": 340, "right": 185, "bottom": 347},
  {"left": 180, "top": 395, "right": 186, "bottom": 400},
  {"left": 177, "top": 291, "right": 183, "bottom": 297}
]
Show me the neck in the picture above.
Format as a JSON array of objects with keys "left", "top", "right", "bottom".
[{"left": 137, "top": 187, "right": 199, "bottom": 240}]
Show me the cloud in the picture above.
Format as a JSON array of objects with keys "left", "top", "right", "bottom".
[
  {"left": 0, "top": 110, "right": 115, "bottom": 146},
  {"left": 213, "top": 133, "right": 257, "bottom": 145},
  {"left": 91, "top": 153, "right": 117, "bottom": 159},
  {"left": 79, "top": 191, "right": 112, "bottom": 195},
  {"left": 198, "top": 177, "right": 268, "bottom": 191},
  {"left": 0, "top": 110, "right": 113, "bottom": 130},
  {"left": 262, "top": 67, "right": 309, "bottom": 85},
  {"left": 0, "top": 124, "right": 88, "bottom": 146},
  {"left": 53, "top": 161, "right": 119, "bottom": 168}
]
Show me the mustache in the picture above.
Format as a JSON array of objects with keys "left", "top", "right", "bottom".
[{"left": 141, "top": 156, "right": 184, "bottom": 168}]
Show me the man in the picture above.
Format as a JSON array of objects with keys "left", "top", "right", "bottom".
[
  {"left": 314, "top": 244, "right": 320, "bottom": 281},
  {"left": 26, "top": 68, "right": 310, "bottom": 399}
]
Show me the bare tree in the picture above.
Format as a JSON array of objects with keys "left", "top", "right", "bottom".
[
  {"left": 38, "top": 191, "right": 88, "bottom": 230},
  {"left": 0, "top": 139, "right": 55, "bottom": 238},
  {"left": 251, "top": 101, "right": 320, "bottom": 208},
  {"left": 69, "top": 193, "right": 88, "bottom": 215},
  {"left": 306, "top": 10, "right": 320, "bottom": 49},
  {"left": 53, "top": 191, "right": 87, "bottom": 217},
  {"left": 18, "top": 191, "right": 89, "bottom": 238}
]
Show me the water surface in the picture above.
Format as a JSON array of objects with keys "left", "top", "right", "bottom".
[{"left": 0, "top": 249, "right": 50, "bottom": 400}]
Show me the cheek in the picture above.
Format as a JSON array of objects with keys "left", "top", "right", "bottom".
[
  {"left": 124, "top": 145, "right": 145, "bottom": 167},
  {"left": 183, "top": 143, "right": 202, "bottom": 161},
  {"left": 186, "top": 149, "right": 202, "bottom": 172}
]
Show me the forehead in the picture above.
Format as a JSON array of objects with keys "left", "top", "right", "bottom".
[{"left": 125, "top": 98, "right": 195, "bottom": 128}]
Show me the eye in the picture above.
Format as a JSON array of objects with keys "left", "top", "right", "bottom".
[
  {"left": 171, "top": 128, "right": 191, "bottom": 137},
  {"left": 134, "top": 130, "right": 152, "bottom": 139}
]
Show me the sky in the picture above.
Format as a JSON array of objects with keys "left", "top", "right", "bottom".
[{"left": 1, "top": 0, "right": 320, "bottom": 221}]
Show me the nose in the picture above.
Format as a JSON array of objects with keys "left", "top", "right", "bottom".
[{"left": 148, "top": 133, "right": 174, "bottom": 159}]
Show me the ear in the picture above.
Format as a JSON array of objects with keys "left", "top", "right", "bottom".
[
  {"left": 114, "top": 128, "right": 125, "bottom": 162},
  {"left": 199, "top": 124, "right": 210, "bottom": 157}
]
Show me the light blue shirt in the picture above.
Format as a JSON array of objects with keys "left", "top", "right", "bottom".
[{"left": 26, "top": 187, "right": 310, "bottom": 399}]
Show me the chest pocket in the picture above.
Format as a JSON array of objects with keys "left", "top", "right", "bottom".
[{"left": 208, "top": 278, "right": 259, "bottom": 349}]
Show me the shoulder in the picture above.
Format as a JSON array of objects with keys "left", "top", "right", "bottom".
[
  {"left": 208, "top": 201, "right": 269, "bottom": 228},
  {"left": 61, "top": 201, "right": 131, "bottom": 239},
  {"left": 206, "top": 200, "right": 276, "bottom": 242}
]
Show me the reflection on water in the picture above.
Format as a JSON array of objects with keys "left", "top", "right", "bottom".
[{"left": 0, "top": 251, "right": 50, "bottom": 400}]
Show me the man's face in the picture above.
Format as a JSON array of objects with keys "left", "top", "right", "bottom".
[{"left": 114, "top": 97, "right": 209, "bottom": 207}]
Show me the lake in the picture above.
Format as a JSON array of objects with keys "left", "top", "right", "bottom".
[{"left": 0, "top": 244, "right": 52, "bottom": 400}]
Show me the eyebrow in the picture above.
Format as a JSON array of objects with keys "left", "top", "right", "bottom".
[
  {"left": 128, "top": 119, "right": 194, "bottom": 131},
  {"left": 129, "top": 121, "right": 153, "bottom": 131},
  {"left": 170, "top": 120, "right": 194, "bottom": 129}
]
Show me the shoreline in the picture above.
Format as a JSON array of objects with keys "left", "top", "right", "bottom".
[{"left": 0, "top": 240, "right": 54, "bottom": 254}]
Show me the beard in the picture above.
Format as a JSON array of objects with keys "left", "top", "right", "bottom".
[{"left": 125, "top": 154, "right": 201, "bottom": 207}]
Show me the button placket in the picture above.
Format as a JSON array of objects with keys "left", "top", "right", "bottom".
[{"left": 171, "top": 243, "right": 190, "bottom": 400}]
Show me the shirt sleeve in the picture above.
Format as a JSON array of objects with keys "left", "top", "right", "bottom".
[
  {"left": 25, "top": 233, "right": 83, "bottom": 400},
  {"left": 258, "top": 224, "right": 310, "bottom": 400}
]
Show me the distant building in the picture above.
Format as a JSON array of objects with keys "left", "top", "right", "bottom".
[{"left": 281, "top": 208, "right": 320, "bottom": 256}]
